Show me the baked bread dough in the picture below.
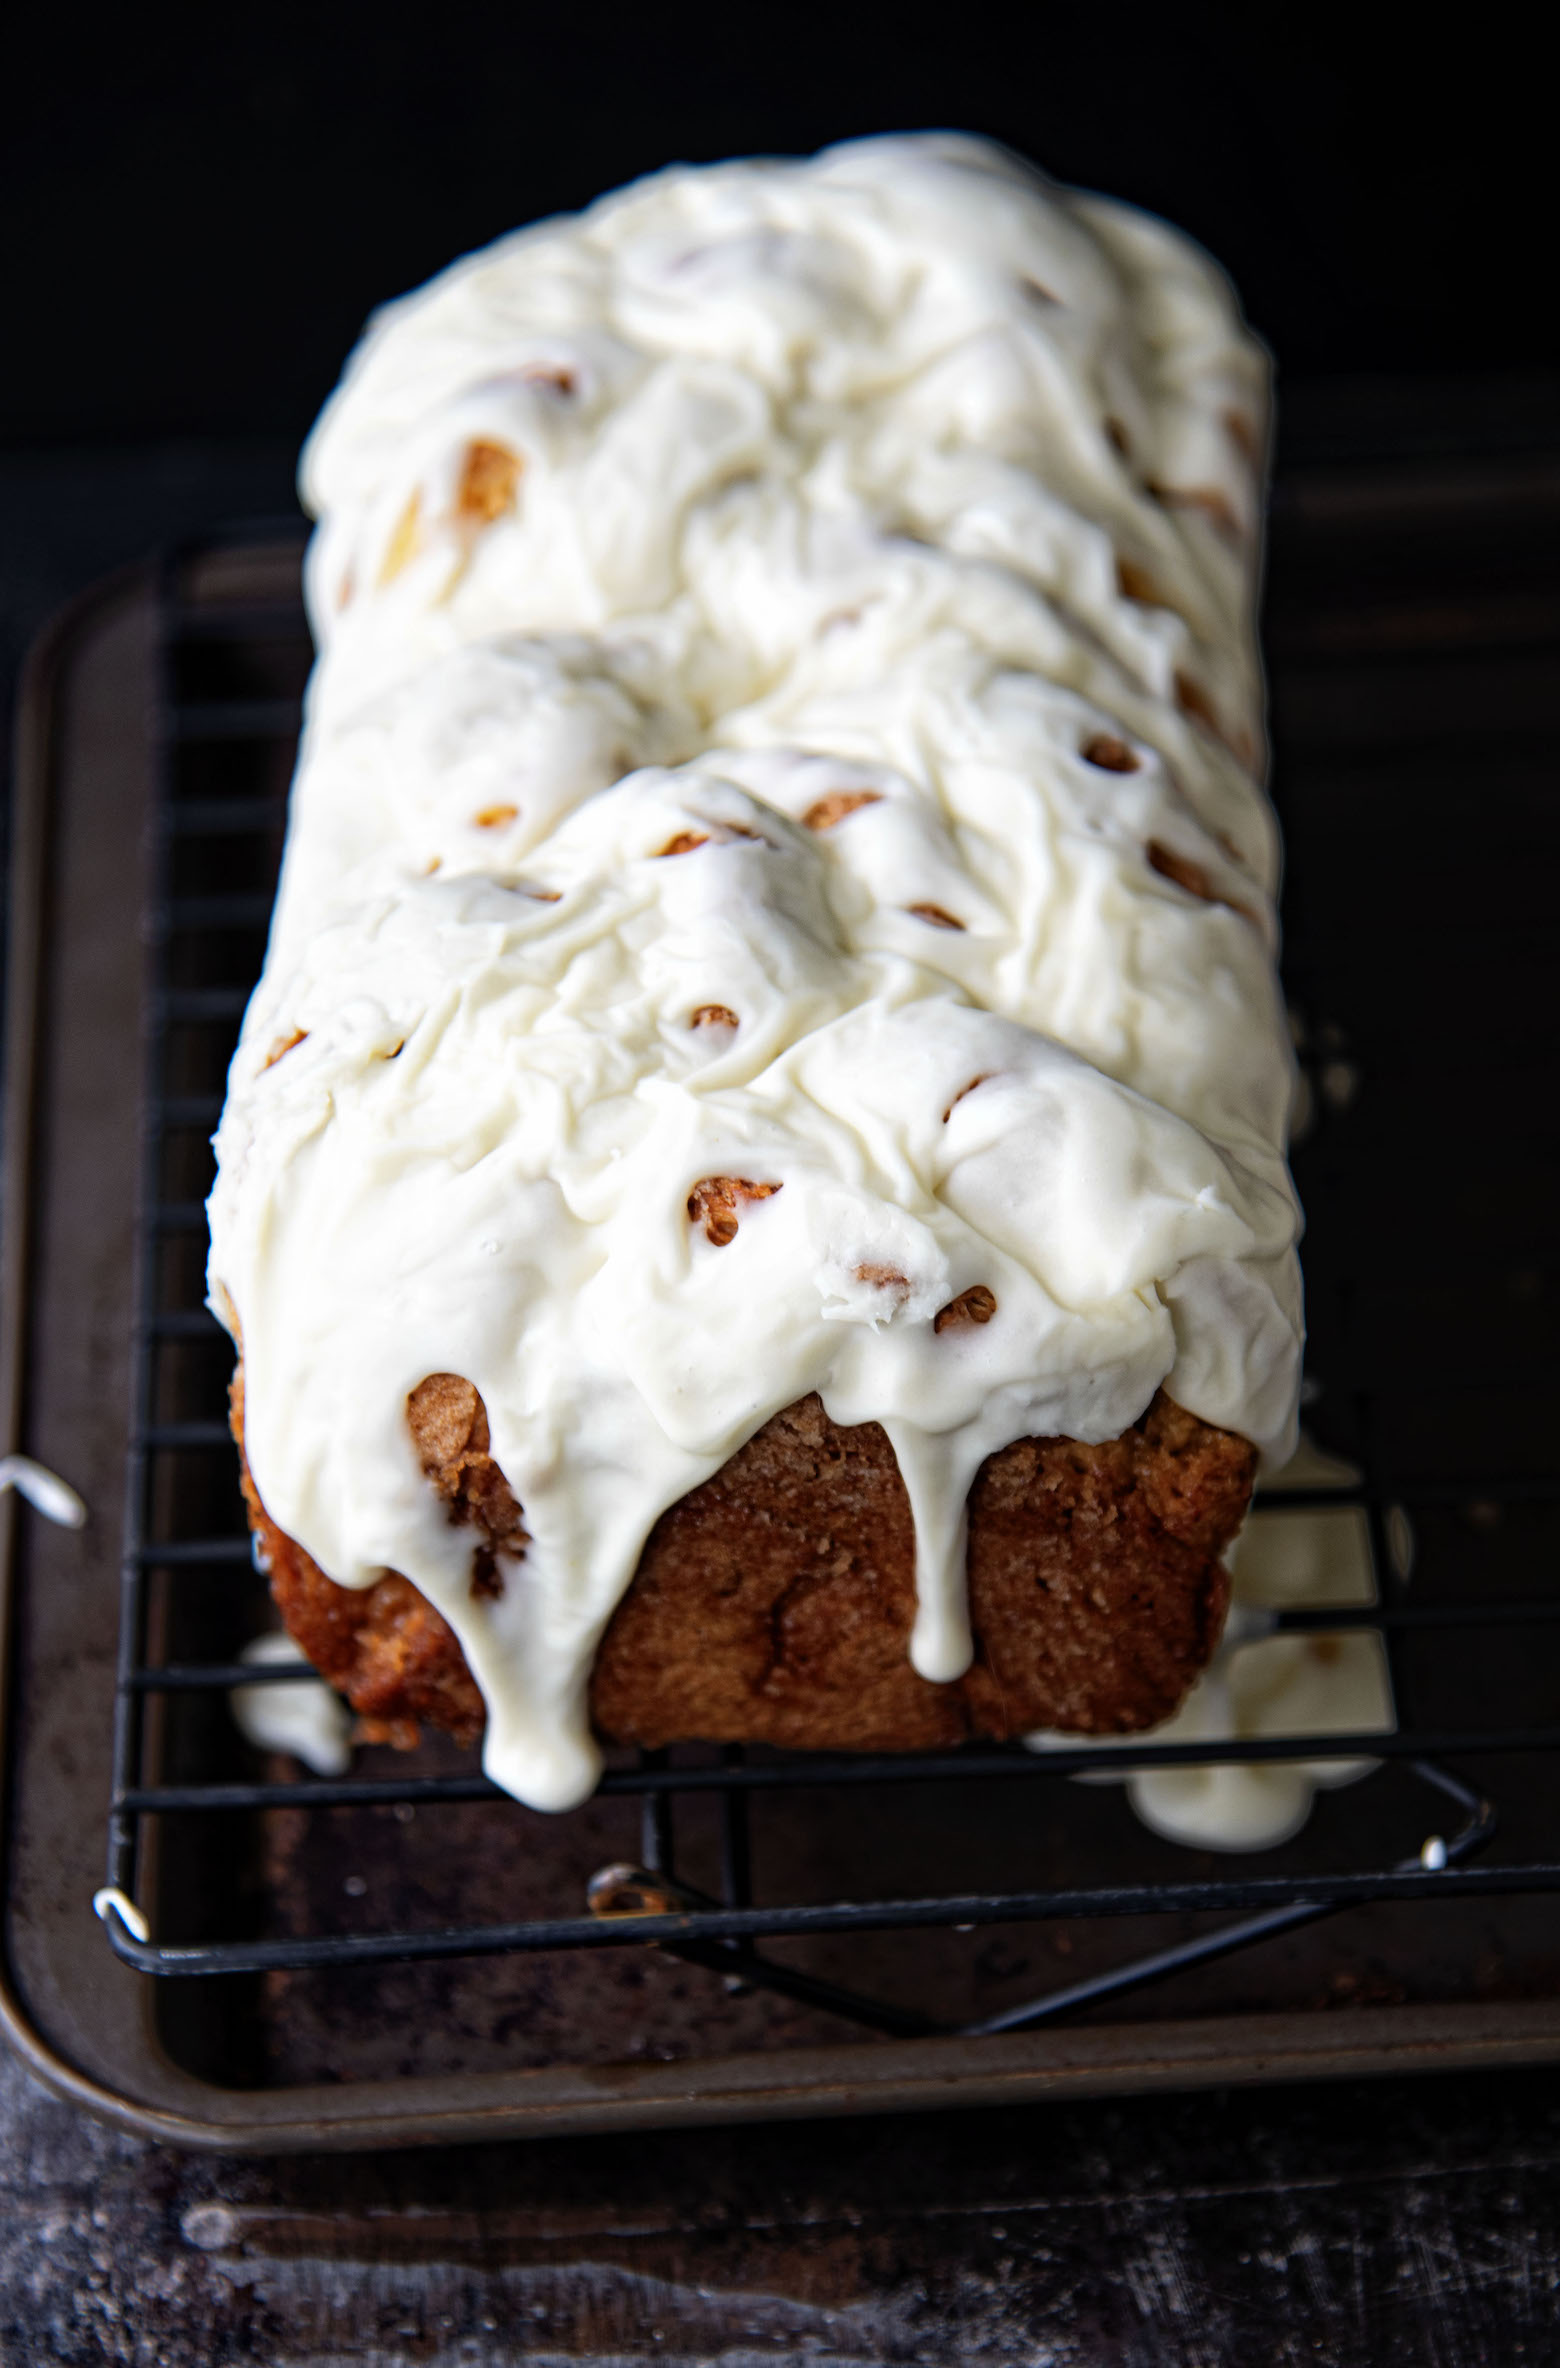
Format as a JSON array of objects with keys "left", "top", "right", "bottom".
[
  {"left": 237, "top": 1374, "right": 1251, "bottom": 1752},
  {"left": 209, "top": 136, "right": 1303, "bottom": 1809}
]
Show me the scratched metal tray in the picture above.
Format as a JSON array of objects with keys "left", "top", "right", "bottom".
[{"left": 5, "top": 441, "right": 1560, "bottom": 2150}]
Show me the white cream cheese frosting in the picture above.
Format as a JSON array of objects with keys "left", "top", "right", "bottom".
[
  {"left": 207, "top": 134, "right": 1303, "bottom": 1812},
  {"left": 230, "top": 1633, "right": 355, "bottom": 1778}
]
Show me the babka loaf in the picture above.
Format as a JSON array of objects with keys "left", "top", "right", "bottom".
[{"left": 208, "top": 135, "right": 1303, "bottom": 1811}]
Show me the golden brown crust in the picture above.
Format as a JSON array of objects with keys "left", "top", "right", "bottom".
[
  {"left": 232, "top": 1368, "right": 1253, "bottom": 1759},
  {"left": 236, "top": 1371, "right": 489, "bottom": 1747},
  {"left": 404, "top": 1371, "right": 528, "bottom": 1599}
]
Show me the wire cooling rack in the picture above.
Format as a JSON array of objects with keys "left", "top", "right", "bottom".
[{"left": 96, "top": 524, "right": 1560, "bottom": 2042}]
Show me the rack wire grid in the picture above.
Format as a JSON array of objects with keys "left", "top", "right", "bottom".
[{"left": 98, "top": 522, "right": 1560, "bottom": 2045}]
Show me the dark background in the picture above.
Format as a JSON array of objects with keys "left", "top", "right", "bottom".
[
  {"left": 3, "top": 0, "right": 1554, "bottom": 706},
  {"left": 3, "top": 0, "right": 1555, "bottom": 447},
  {"left": 2, "top": 0, "right": 1554, "bottom": 687}
]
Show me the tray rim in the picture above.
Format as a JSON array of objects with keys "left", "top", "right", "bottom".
[{"left": 7, "top": 547, "right": 1560, "bottom": 2153}]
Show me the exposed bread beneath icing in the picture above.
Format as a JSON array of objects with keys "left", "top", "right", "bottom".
[
  {"left": 403, "top": 1371, "right": 528, "bottom": 1601},
  {"left": 593, "top": 1389, "right": 1246, "bottom": 1747},
  {"left": 233, "top": 1369, "right": 1249, "bottom": 1753}
]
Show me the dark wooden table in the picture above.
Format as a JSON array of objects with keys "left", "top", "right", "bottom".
[
  {"left": 6, "top": 2037, "right": 1560, "bottom": 2361},
  {"left": 5, "top": 415, "right": 1558, "bottom": 2367}
]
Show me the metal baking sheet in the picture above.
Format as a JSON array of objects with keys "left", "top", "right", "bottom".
[{"left": 5, "top": 455, "right": 1560, "bottom": 2150}]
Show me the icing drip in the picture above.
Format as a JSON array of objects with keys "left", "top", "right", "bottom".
[
  {"left": 208, "top": 134, "right": 1302, "bottom": 1811},
  {"left": 1030, "top": 1439, "right": 1390, "bottom": 1851}
]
